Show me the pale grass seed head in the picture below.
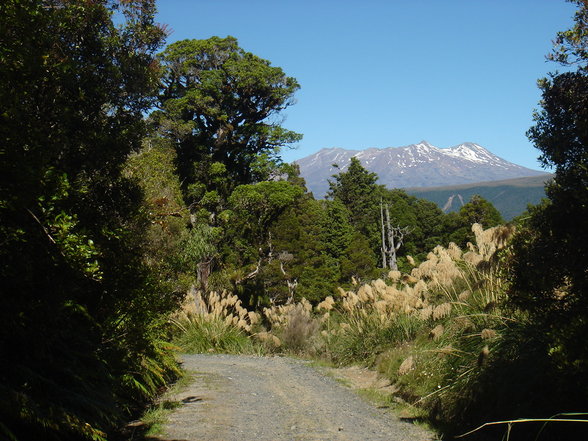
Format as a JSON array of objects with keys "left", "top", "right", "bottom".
[
  {"left": 401, "top": 274, "right": 418, "bottom": 285},
  {"left": 473, "top": 223, "right": 496, "bottom": 260},
  {"left": 175, "top": 290, "right": 256, "bottom": 332},
  {"left": 248, "top": 311, "right": 260, "bottom": 325},
  {"left": 398, "top": 355, "right": 414, "bottom": 376},
  {"left": 374, "top": 300, "right": 388, "bottom": 314},
  {"left": 478, "top": 345, "right": 490, "bottom": 367},
  {"left": 432, "top": 302, "right": 452, "bottom": 320},
  {"left": 491, "top": 224, "right": 515, "bottom": 249},
  {"left": 255, "top": 332, "right": 281, "bottom": 347},
  {"left": 413, "top": 280, "right": 428, "bottom": 297},
  {"left": 406, "top": 255, "right": 416, "bottom": 267},
  {"left": 372, "top": 279, "right": 388, "bottom": 296},
  {"left": 411, "top": 256, "right": 438, "bottom": 281},
  {"left": 437, "top": 345, "right": 455, "bottom": 356},
  {"left": 454, "top": 316, "right": 475, "bottom": 332},
  {"left": 447, "top": 242, "right": 463, "bottom": 260},
  {"left": 316, "top": 295, "right": 335, "bottom": 312},
  {"left": 463, "top": 251, "right": 483, "bottom": 267},
  {"left": 388, "top": 270, "right": 402, "bottom": 282},
  {"left": 357, "top": 284, "right": 374, "bottom": 302},
  {"left": 418, "top": 305, "right": 433, "bottom": 321},
  {"left": 342, "top": 291, "right": 360, "bottom": 312},
  {"left": 429, "top": 324, "right": 444, "bottom": 341},
  {"left": 481, "top": 328, "right": 497, "bottom": 340}
]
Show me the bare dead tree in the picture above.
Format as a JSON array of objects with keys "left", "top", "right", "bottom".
[
  {"left": 196, "top": 258, "right": 213, "bottom": 292},
  {"left": 277, "top": 251, "right": 297, "bottom": 304},
  {"left": 380, "top": 201, "right": 410, "bottom": 270}
]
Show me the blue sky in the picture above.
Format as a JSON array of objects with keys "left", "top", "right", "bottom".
[{"left": 156, "top": 0, "right": 577, "bottom": 171}]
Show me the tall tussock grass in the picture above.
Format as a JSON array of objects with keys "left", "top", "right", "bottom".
[
  {"left": 172, "top": 224, "right": 585, "bottom": 439},
  {"left": 171, "top": 289, "right": 258, "bottom": 354}
]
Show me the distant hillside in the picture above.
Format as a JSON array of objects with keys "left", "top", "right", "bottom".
[{"left": 406, "top": 175, "right": 553, "bottom": 220}]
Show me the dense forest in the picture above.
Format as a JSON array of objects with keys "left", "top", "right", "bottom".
[{"left": 1, "top": 1, "right": 587, "bottom": 440}]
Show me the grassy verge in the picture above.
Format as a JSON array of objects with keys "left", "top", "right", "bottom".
[{"left": 137, "top": 373, "right": 193, "bottom": 437}]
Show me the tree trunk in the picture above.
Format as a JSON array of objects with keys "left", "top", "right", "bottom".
[{"left": 380, "top": 201, "right": 407, "bottom": 271}]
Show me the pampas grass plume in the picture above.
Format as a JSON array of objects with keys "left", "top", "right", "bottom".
[
  {"left": 430, "top": 324, "right": 444, "bottom": 341},
  {"left": 481, "top": 329, "right": 497, "bottom": 340},
  {"left": 432, "top": 303, "right": 451, "bottom": 320},
  {"left": 398, "top": 355, "right": 414, "bottom": 375}
]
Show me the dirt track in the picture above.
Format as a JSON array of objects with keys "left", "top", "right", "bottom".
[{"left": 151, "top": 354, "right": 434, "bottom": 441}]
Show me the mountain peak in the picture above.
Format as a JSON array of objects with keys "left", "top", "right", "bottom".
[{"left": 295, "top": 141, "right": 547, "bottom": 198}]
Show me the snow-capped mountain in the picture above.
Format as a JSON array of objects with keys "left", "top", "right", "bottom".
[{"left": 295, "top": 141, "right": 547, "bottom": 198}]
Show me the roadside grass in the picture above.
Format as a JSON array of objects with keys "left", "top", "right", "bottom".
[
  {"left": 169, "top": 290, "right": 265, "bottom": 355},
  {"left": 172, "top": 315, "right": 256, "bottom": 354},
  {"left": 139, "top": 373, "right": 193, "bottom": 437},
  {"left": 170, "top": 224, "right": 588, "bottom": 439}
]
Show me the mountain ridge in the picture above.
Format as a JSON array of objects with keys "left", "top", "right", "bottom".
[{"left": 295, "top": 141, "right": 548, "bottom": 198}]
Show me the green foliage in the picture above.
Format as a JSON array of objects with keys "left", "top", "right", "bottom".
[
  {"left": 229, "top": 181, "right": 305, "bottom": 243},
  {"left": 509, "top": 71, "right": 588, "bottom": 387},
  {"left": 327, "top": 159, "right": 458, "bottom": 266},
  {"left": 153, "top": 36, "right": 301, "bottom": 206},
  {"left": 269, "top": 197, "right": 341, "bottom": 302},
  {"left": 548, "top": 0, "right": 588, "bottom": 70},
  {"left": 0, "top": 1, "right": 180, "bottom": 439},
  {"left": 458, "top": 194, "right": 504, "bottom": 227},
  {"left": 322, "top": 199, "right": 355, "bottom": 259},
  {"left": 179, "top": 224, "right": 218, "bottom": 269},
  {"left": 328, "top": 158, "right": 385, "bottom": 255},
  {"left": 469, "top": 4, "right": 588, "bottom": 438},
  {"left": 172, "top": 316, "right": 254, "bottom": 354},
  {"left": 125, "top": 139, "right": 193, "bottom": 291},
  {"left": 329, "top": 313, "right": 422, "bottom": 367},
  {"left": 339, "top": 232, "right": 378, "bottom": 282},
  {"left": 507, "top": 2, "right": 588, "bottom": 413},
  {"left": 446, "top": 195, "right": 504, "bottom": 247}
]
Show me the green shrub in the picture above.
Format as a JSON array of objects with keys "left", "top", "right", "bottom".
[{"left": 172, "top": 316, "right": 255, "bottom": 354}]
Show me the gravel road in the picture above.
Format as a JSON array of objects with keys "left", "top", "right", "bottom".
[{"left": 153, "top": 354, "right": 434, "bottom": 441}]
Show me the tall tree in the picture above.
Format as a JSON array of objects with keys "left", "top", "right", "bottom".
[
  {"left": 509, "top": 0, "right": 588, "bottom": 413},
  {"left": 328, "top": 157, "right": 385, "bottom": 261},
  {"left": 153, "top": 36, "right": 302, "bottom": 207}
]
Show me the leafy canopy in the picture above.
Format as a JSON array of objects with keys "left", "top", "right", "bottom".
[{"left": 153, "top": 36, "right": 302, "bottom": 203}]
